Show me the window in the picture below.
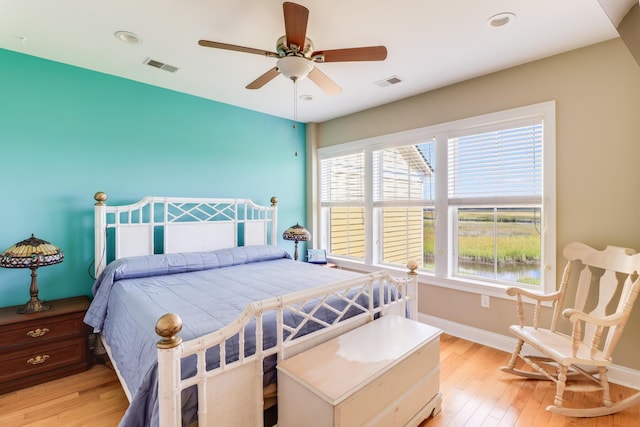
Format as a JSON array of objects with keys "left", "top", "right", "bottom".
[
  {"left": 448, "top": 122, "right": 543, "bottom": 285},
  {"left": 373, "top": 142, "right": 436, "bottom": 270},
  {"left": 320, "top": 152, "right": 366, "bottom": 259},
  {"left": 318, "top": 102, "right": 556, "bottom": 294}
]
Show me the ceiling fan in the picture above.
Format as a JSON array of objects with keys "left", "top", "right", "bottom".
[{"left": 198, "top": 2, "right": 388, "bottom": 95}]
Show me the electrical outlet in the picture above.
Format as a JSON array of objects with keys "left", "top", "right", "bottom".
[{"left": 481, "top": 295, "right": 490, "bottom": 308}]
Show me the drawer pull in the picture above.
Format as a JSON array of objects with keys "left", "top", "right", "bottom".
[
  {"left": 27, "top": 355, "right": 50, "bottom": 365},
  {"left": 27, "top": 328, "right": 50, "bottom": 338}
]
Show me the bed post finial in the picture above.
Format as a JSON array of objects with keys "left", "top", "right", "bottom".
[
  {"left": 271, "top": 196, "right": 278, "bottom": 206},
  {"left": 407, "top": 259, "right": 418, "bottom": 275},
  {"left": 406, "top": 259, "right": 419, "bottom": 320},
  {"left": 94, "top": 191, "right": 108, "bottom": 206},
  {"left": 156, "top": 313, "right": 183, "bottom": 349}
]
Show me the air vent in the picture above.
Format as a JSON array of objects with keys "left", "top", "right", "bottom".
[
  {"left": 144, "top": 58, "right": 179, "bottom": 73},
  {"left": 374, "top": 75, "right": 402, "bottom": 88}
]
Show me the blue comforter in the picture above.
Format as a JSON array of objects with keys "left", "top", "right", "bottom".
[{"left": 84, "top": 245, "right": 360, "bottom": 427}]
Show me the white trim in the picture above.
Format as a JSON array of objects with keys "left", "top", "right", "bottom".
[
  {"left": 318, "top": 101, "right": 557, "bottom": 295},
  {"left": 418, "top": 313, "right": 640, "bottom": 390},
  {"left": 318, "top": 101, "right": 555, "bottom": 158},
  {"left": 331, "top": 258, "right": 549, "bottom": 303}
]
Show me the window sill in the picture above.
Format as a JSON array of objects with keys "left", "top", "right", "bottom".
[{"left": 329, "top": 257, "right": 549, "bottom": 303}]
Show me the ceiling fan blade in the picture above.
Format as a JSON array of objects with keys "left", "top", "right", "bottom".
[
  {"left": 308, "top": 67, "right": 342, "bottom": 96},
  {"left": 283, "top": 2, "right": 309, "bottom": 51},
  {"left": 312, "top": 46, "right": 388, "bottom": 63},
  {"left": 246, "top": 67, "right": 281, "bottom": 89},
  {"left": 198, "top": 40, "right": 278, "bottom": 57}
]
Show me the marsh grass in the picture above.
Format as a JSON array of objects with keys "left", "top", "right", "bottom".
[
  {"left": 422, "top": 208, "right": 541, "bottom": 284},
  {"left": 457, "top": 221, "right": 540, "bottom": 263}
]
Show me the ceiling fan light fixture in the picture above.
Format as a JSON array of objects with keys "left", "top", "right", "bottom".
[{"left": 277, "top": 56, "right": 313, "bottom": 82}]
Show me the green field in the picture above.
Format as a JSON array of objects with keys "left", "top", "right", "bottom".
[{"left": 423, "top": 208, "right": 541, "bottom": 284}]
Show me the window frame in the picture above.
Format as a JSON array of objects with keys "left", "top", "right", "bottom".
[{"left": 317, "top": 101, "right": 556, "bottom": 297}]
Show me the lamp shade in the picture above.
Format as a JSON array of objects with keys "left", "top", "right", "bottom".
[
  {"left": 282, "top": 223, "right": 311, "bottom": 261},
  {"left": 0, "top": 234, "right": 64, "bottom": 314},
  {"left": 0, "top": 234, "right": 64, "bottom": 268},
  {"left": 282, "top": 223, "right": 311, "bottom": 242}
]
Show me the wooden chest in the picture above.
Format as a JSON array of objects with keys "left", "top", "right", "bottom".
[
  {"left": 0, "top": 296, "right": 91, "bottom": 394},
  {"left": 277, "top": 315, "right": 442, "bottom": 426}
]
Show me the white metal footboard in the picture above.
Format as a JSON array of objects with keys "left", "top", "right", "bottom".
[{"left": 155, "top": 265, "right": 418, "bottom": 427}]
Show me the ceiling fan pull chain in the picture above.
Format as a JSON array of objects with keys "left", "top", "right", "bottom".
[
  {"left": 293, "top": 80, "right": 298, "bottom": 125},
  {"left": 293, "top": 80, "right": 298, "bottom": 156}
]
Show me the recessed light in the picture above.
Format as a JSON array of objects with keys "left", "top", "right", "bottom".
[
  {"left": 487, "top": 12, "right": 515, "bottom": 28},
  {"left": 115, "top": 31, "right": 141, "bottom": 44}
]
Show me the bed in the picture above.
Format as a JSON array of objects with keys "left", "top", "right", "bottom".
[{"left": 84, "top": 192, "right": 418, "bottom": 427}]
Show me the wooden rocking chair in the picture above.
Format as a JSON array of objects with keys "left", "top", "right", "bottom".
[{"left": 501, "top": 242, "right": 640, "bottom": 417}]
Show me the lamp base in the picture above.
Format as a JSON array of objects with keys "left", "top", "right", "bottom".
[{"left": 17, "top": 298, "right": 51, "bottom": 314}]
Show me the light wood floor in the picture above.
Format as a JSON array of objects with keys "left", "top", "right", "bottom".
[{"left": 1, "top": 334, "right": 639, "bottom": 426}]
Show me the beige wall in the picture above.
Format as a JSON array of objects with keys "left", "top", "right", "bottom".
[{"left": 313, "top": 39, "right": 640, "bottom": 370}]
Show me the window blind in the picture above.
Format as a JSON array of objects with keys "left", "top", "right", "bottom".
[
  {"left": 373, "top": 142, "right": 435, "bottom": 203},
  {"left": 320, "top": 152, "right": 365, "bottom": 203},
  {"left": 448, "top": 123, "right": 542, "bottom": 204}
]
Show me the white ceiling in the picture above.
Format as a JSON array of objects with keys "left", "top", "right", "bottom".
[{"left": 0, "top": 0, "right": 619, "bottom": 123}]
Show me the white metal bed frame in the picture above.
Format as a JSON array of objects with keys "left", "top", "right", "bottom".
[{"left": 93, "top": 192, "right": 418, "bottom": 427}]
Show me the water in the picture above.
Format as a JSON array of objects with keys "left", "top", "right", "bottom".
[
  {"left": 458, "top": 260, "right": 541, "bottom": 284},
  {"left": 423, "top": 256, "right": 541, "bottom": 284}
]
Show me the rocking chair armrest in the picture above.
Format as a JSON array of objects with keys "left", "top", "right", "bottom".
[
  {"left": 562, "top": 309, "right": 626, "bottom": 327},
  {"left": 506, "top": 287, "right": 563, "bottom": 328},
  {"left": 505, "top": 287, "right": 562, "bottom": 302}
]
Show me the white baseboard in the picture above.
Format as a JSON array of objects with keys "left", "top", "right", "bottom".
[{"left": 418, "top": 313, "right": 640, "bottom": 390}]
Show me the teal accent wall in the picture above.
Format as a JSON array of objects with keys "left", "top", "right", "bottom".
[{"left": 0, "top": 48, "right": 307, "bottom": 308}]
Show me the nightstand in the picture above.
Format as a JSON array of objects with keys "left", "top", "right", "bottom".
[
  {"left": 309, "top": 262, "right": 337, "bottom": 268},
  {"left": 0, "top": 296, "right": 91, "bottom": 394}
]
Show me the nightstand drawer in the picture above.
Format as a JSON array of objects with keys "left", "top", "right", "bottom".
[
  {"left": 0, "top": 336, "right": 89, "bottom": 383},
  {"left": 0, "top": 313, "right": 86, "bottom": 347}
]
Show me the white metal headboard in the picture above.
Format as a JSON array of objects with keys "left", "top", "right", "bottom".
[{"left": 93, "top": 192, "right": 278, "bottom": 277}]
